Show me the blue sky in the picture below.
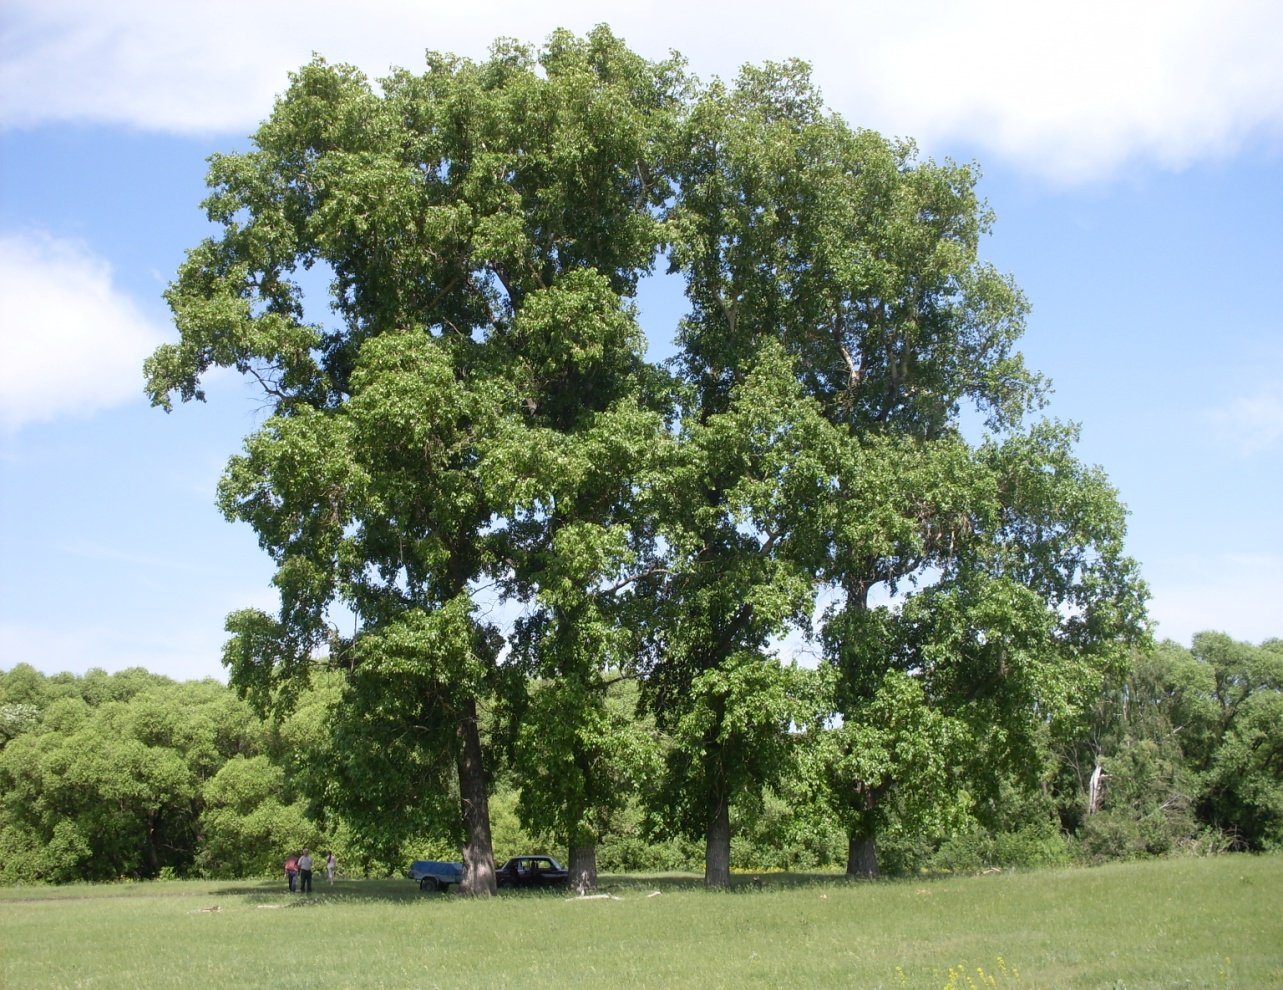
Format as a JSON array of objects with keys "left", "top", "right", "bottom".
[{"left": 2, "top": 0, "right": 1281, "bottom": 681}]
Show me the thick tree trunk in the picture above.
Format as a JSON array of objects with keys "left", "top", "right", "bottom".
[
  {"left": 845, "top": 774, "right": 885, "bottom": 879},
  {"left": 456, "top": 697, "right": 496, "bottom": 896},
  {"left": 566, "top": 734, "right": 598, "bottom": 893},
  {"left": 846, "top": 832, "right": 879, "bottom": 878},
  {"left": 704, "top": 793, "right": 732, "bottom": 889},
  {"left": 568, "top": 843, "right": 597, "bottom": 893}
]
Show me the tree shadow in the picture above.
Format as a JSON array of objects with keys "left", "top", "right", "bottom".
[
  {"left": 593, "top": 870, "right": 857, "bottom": 894},
  {"left": 208, "top": 877, "right": 429, "bottom": 904},
  {"left": 207, "top": 869, "right": 861, "bottom": 904}
]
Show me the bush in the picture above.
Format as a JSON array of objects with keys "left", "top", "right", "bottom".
[
  {"left": 991, "top": 821, "right": 1072, "bottom": 868},
  {"left": 597, "top": 834, "right": 701, "bottom": 873},
  {"left": 729, "top": 789, "right": 846, "bottom": 872},
  {"left": 925, "top": 821, "right": 1070, "bottom": 873},
  {"left": 1074, "top": 808, "right": 1214, "bottom": 864}
]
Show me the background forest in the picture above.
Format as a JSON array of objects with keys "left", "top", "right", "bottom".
[{"left": 1, "top": 631, "right": 1279, "bottom": 885}]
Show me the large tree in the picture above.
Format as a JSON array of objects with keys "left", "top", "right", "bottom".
[
  {"left": 632, "top": 341, "right": 837, "bottom": 887},
  {"left": 653, "top": 58, "right": 1148, "bottom": 881},
  {"left": 147, "top": 30, "right": 1150, "bottom": 891},
  {"left": 146, "top": 28, "right": 684, "bottom": 894},
  {"left": 822, "top": 422, "right": 1148, "bottom": 874}
]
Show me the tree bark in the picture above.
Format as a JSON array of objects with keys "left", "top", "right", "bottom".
[
  {"left": 704, "top": 792, "right": 732, "bottom": 889},
  {"left": 846, "top": 831, "right": 879, "bottom": 878},
  {"left": 143, "top": 811, "right": 161, "bottom": 879},
  {"left": 456, "top": 697, "right": 496, "bottom": 896},
  {"left": 568, "top": 843, "right": 597, "bottom": 893}
]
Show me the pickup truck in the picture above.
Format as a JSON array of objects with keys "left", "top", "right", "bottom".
[{"left": 407, "top": 859, "right": 463, "bottom": 892}]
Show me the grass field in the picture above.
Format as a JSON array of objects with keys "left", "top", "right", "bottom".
[{"left": 2, "top": 855, "right": 1280, "bottom": 989}]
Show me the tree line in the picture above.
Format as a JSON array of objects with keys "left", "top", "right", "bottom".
[
  {"left": 0, "top": 631, "right": 1278, "bottom": 885},
  {"left": 102, "top": 25, "right": 1272, "bottom": 892}
]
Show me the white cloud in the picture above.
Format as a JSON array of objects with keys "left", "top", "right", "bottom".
[
  {"left": 2, "top": 0, "right": 1282, "bottom": 183},
  {"left": 0, "top": 231, "right": 167, "bottom": 431},
  {"left": 844, "top": 0, "right": 1283, "bottom": 182}
]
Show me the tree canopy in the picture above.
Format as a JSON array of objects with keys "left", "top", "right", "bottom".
[{"left": 143, "top": 26, "right": 1151, "bottom": 890}]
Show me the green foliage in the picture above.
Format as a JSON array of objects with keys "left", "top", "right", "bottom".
[
  {"left": 1193, "top": 633, "right": 1283, "bottom": 849},
  {"left": 930, "top": 820, "right": 1072, "bottom": 874},
  {"left": 1055, "top": 633, "right": 1283, "bottom": 860},
  {"left": 108, "top": 24, "right": 1271, "bottom": 891},
  {"left": 478, "top": 787, "right": 530, "bottom": 860},
  {"left": 637, "top": 39, "right": 1148, "bottom": 883},
  {"left": 0, "top": 702, "right": 39, "bottom": 747},
  {"left": 502, "top": 675, "right": 653, "bottom": 855},
  {"left": 148, "top": 26, "right": 692, "bottom": 892},
  {"left": 729, "top": 784, "right": 846, "bottom": 871},
  {"left": 1, "top": 626, "right": 1280, "bottom": 883},
  {"left": 0, "top": 675, "right": 265, "bottom": 882},
  {"left": 197, "top": 756, "right": 317, "bottom": 877},
  {"left": 1076, "top": 737, "right": 1203, "bottom": 862}
]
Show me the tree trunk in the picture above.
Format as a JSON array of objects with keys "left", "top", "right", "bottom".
[
  {"left": 846, "top": 831, "right": 879, "bottom": 878},
  {"left": 704, "top": 793, "right": 732, "bottom": 889},
  {"left": 568, "top": 843, "right": 597, "bottom": 893},
  {"left": 456, "top": 697, "right": 496, "bottom": 896},
  {"left": 846, "top": 775, "right": 884, "bottom": 879},
  {"left": 566, "top": 732, "right": 598, "bottom": 893},
  {"left": 143, "top": 811, "right": 161, "bottom": 879}
]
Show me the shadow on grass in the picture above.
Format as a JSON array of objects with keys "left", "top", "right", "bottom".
[
  {"left": 0, "top": 870, "right": 878, "bottom": 907},
  {"left": 600, "top": 870, "right": 865, "bottom": 895},
  {"left": 204, "top": 869, "right": 868, "bottom": 905},
  {"left": 207, "top": 877, "right": 607, "bottom": 904},
  {"left": 208, "top": 877, "right": 428, "bottom": 904}
]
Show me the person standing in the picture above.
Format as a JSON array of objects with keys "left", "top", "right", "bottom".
[
  {"left": 298, "top": 849, "right": 314, "bottom": 893},
  {"left": 284, "top": 853, "right": 299, "bottom": 893},
  {"left": 326, "top": 851, "right": 337, "bottom": 884}
]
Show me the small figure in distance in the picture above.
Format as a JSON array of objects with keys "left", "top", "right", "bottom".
[
  {"left": 284, "top": 852, "right": 299, "bottom": 893},
  {"left": 298, "top": 849, "right": 314, "bottom": 893},
  {"left": 326, "top": 851, "right": 337, "bottom": 885}
]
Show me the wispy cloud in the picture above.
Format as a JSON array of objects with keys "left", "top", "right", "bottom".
[
  {"left": 1147, "top": 552, "right": 1283, "bottom": 647},
  {"left": 1198, "top": 330, "right": 1283, "bottom": 454},
  {"left": 0, "top": 619, "right": 224, "bottom": 680},
  {"left": 1210, "top": 390, "right": 1283, "bottom": 454},
  {"left": 0, "top": 231, "right": 167, "bottom": 431},
  {"left": 2, "top": 1, "right": 1281, "bottom": 183}
]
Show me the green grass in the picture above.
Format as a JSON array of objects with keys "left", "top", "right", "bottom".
[{"left": 2, "top": 856, "right": 1280, "bottom": 989}]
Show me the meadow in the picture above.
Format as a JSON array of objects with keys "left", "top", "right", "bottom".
[{"left": 2, "top": 855, "right": 1280, "bottom": 989}]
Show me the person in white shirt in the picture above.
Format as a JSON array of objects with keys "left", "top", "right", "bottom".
[{"left": 298, "top": 849, "right": 314, "bottom": 893}]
